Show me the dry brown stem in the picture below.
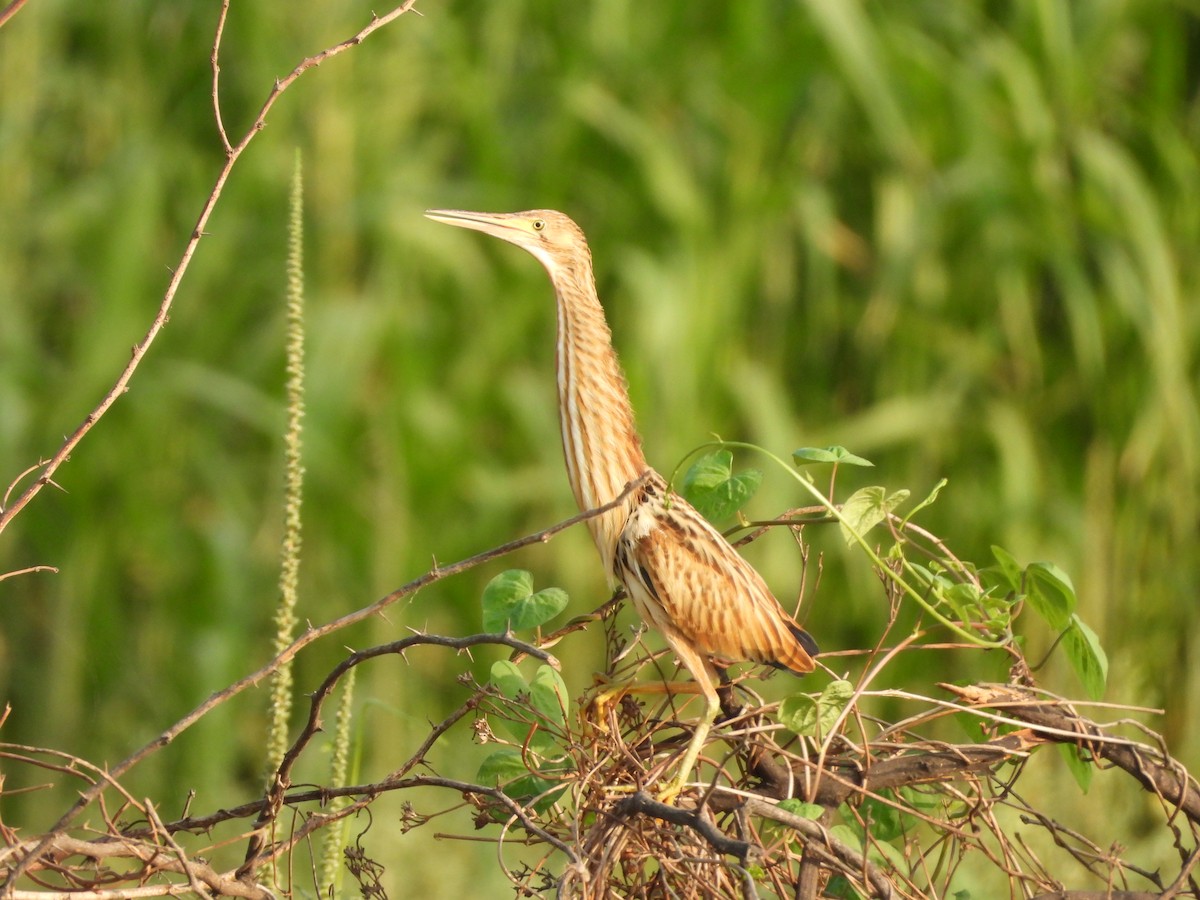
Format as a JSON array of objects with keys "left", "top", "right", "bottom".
[{"left": 0, "top": 0, "right": 421, "bottom": 540}]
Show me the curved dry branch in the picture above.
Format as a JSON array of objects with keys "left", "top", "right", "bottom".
[
  {"left": 945, "top": 683, "right": 1200, "bottom": 824},
  {"left": 744, "top": 798, "right": 895, "bottom": 900},
  {"left": 0, "top": 0, "right": 28, "bottom": 31},
  {"left": 1, "top": 476, "right": 644, "bottom": 892},
  {"left": 0, "top": 833, "right": 272, "bottom": 900},
  {"left": 241, "top": 631, "right": 557, "bottom": 870},
  {"left": 0, "top": 0, "right": 421, "bottom": 540}
]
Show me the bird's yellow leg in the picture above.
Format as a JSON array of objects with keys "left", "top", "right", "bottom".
[
  {"left": 657, "top": 688, "right": 720, "bottom": 802},
  {"left": 655, "top": 646, "right": 723, "bottom": 802}
]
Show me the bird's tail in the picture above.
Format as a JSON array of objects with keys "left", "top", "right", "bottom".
[
  {"left": 789, "top": 622, "right": 820, "bottom": 658},
  {"left": 765, "top": 622, "right": 819, "bottom": 675}
]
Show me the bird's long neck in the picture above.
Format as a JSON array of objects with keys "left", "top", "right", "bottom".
[{"left": 551, "top": 259, "right": 649, "bottom": 579}]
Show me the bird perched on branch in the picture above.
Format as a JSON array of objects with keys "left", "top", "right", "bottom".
[{"left": 425, "top": 208, "right": 819, "bottom": 797}]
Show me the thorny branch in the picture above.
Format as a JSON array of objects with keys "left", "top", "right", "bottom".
[
  {"left": 0, "top": 475, "right": 645, "bottom": 893},
  {"left": 240, "top": 632, "right": 559, "bottom": 871},
  {"left": 5, "top": 578, "right": 1200, "bottom": 899},
  {"left": 0, "top": 0, "right": 421, "bottom": 540}
]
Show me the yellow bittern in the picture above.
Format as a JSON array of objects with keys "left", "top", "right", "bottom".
[{"left": 425, "top": 208, "right": 818, "bottom": 796}]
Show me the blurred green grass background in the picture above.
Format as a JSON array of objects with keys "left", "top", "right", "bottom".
[{"left": 2, "top": 0, "right": 1198, "bottom": 894}]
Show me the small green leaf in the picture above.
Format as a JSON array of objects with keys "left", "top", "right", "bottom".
[
  {"left": 858, "top": 792, "right": 905, "bottom": 842},
  {"left": 793, "top": 445, "right": 874, "bottom": 467},
  {"left": 529, "top": 665, "right": 569, "bottom": 727},
  {"left": 1025, "top": 562, "right": 1076, "bottom": 630},
  {"left": 942, "top": 582, "right": 985, "bottom": 622},
  {"left": 900, "top": 785, "right": 942, "bottom": 813},
  {"left": 482, "top": 569, "right": 569, "bottom": 633},
  {"left": 761, "top": 798, "right": 826, "bottom": 847},
  {"left": 777, "top": 694, "right": 815, "bottom": 734},
  {"left": 489, "top": 659, "right": 528, "bottom": 700},
  {"left": 778, "top": 798, "right": 825, "bottom": 820},
  {"left": 489, "top": 661, "right": 571, "bottom": 754},
  {"left": 682, "top": 450, "right": 735, "bottom": 491},
  {"left": 823, "top": 875, "right": 866, "bottom": 900},
  {"left": 680, "top": 450, "right": 762, "bottom": 522},
  {"left": 778, "top": 680, "right": 854, "bottom": 738},
  {"left": 1059, "top": 741, "right": 1094, "bottom": 793},
  {"left": 829, "top": 822, "right": 864, "bottom": 853},
  {"left": 899, "top": 477, "right": 947, "bottom": 526},
  {"left": 489, "top": 660, "right": 548, "bottom": 748},
  {"left": 477, "top": 747, "right": 529, "bottom": 787},
  {"left": 831, "top": 821, "right": 906, "bottom": 870},
  {"left": 1062, "top": 614, "right": 1108, "bottom": 700},
  {"left": 989, "top": 545, "right": 1023, "bottom": 593},
  {"left": 838, "top": 486, "right": 909, "bottom": 546},
  {"left": 476, "top": 748, "right": 566, "bottom": 814}
]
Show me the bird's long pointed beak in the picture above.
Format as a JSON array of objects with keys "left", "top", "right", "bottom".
[{"left": 425, "top": 208, "right": 520, "bottom": 240}]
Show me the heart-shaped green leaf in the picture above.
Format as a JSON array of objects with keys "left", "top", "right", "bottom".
[
  {"left": 476, "top": 748, "right": 567, "bottom": 814},
  {"left": 482, "top": 569, "right": 569, "bottom": 633},
  {"left": 529, "top": 665, "right": 569, "bottom": 727},
  {"left": 488, "top": 659, "right": 527, "bottom": 700},
  {"left": 838, "top": 486, "right": 909, "bottom": 545},
  {"left": 680, "top": 450, "right": 762, "bottom": 522}
]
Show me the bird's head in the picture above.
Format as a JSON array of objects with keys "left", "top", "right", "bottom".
[{"left": 424, "top": 208, "right": 590, "bottom": 276}]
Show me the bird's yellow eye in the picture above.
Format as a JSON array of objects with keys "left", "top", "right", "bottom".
[{"left": 532, "top": 219, "right": 546, "bottom": 232}]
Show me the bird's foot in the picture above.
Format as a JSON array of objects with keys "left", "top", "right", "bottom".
[{"left": 654, "top": 777, "right": 689, "bottom": 804}]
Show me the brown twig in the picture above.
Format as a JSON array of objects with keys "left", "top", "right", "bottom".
[
  {"left": 241, "top": 775, "right": 581, "bottom": 875},
  {"left": 1, "top": 474, "right": 642, "bottom": 891},
  {"left": 241, "top": 632, "right": 556, "bottom": 871},
  {"left": 0, "top": 0, "right": 422, "bottom": 541},
  {"left": 0, "top": 566, "right": 57, "bottom": 583},
  {"left": 614, "top": 791, "right": 753, "bottom": 859},
  {"left": 0, "top": 0, "right": 28, "bottom": 30},
  {"left": 945, "top": 683, "right": 1200, "bottom": 824},
  {"left": 742, "top": 798, "right": 894, "bottom": 899},
  {"left": 0, "top": 833, "right": 272, "bottom": 899},
  {"left": 210, "top": 0, "right": 233, "bottom": 155}
]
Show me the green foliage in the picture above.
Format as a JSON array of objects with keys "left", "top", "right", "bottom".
[
  {"left": 779, "top": 680, "right": 854, "bottom": 740},
  {"left": 792, "top": 446, "right": 874, "bottom": 468},
  {"left": 481, "top": 569, "right": 569, "bottom": 633},
  {"left": 837, "top": 485, "right": 910, "bottom": 545},
  {"left": 475, "top": 592, "right": 573, "bottom": 811},
  {"left": 987, "top": 546, "right": 1109, "bottom": 699},
  {"left": 488, "top": 659, "right": 569, "bottom": 738},
  {"left": 1062, "top": 616, "right": 1109, "bottom": 702},
  {"left": 1059, "top": 742, "right": 1095, "bottom": 794},
  {"left": 266, "top": 149, "right": 307, "bottom": 782},
  {"left": 778, "top": 799, "right": 824, "bottom": 821},
  {"left": 1025, "top": 561, "right": 1078, "bottom": 631},
  {"left": 679, "top": 450, "right": 762, "bottom": 522},
  {"left": 476, "top": 747, "right": 568, "bottom": 814}
]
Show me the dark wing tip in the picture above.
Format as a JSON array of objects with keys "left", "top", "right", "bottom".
[{"left": 789, "top": 623, "right": 820, "bottom": 658}]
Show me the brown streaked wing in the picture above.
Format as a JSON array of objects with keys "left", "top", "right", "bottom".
[{"left": 622, "top": 499, "right": 817, "bottom": 675}]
